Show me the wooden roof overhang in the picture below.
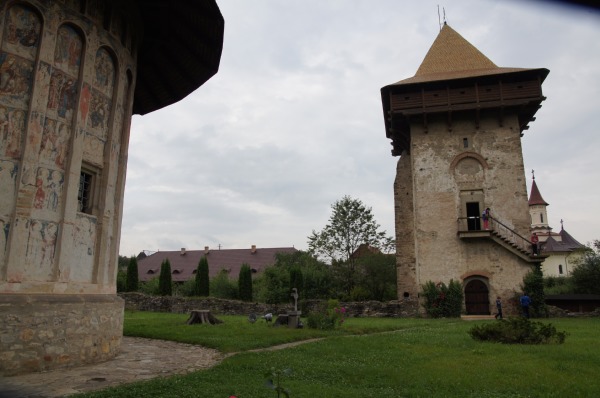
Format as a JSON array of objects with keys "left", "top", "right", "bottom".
[
  {"left": 381, "top": 67, "right": 549, "bottom": 156},
  {"left": 132, "top": 0, "right": 225, "bottom": 115}
]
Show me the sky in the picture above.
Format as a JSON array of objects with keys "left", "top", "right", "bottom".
[{"left": 119, "top": 0, "right": 600, "bottom": 256}]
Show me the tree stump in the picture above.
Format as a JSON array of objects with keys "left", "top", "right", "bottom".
[{"left": 186, "top": 310, "right": 223, "bottom": 325}]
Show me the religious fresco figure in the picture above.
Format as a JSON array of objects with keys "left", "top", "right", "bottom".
[
  {"left": 3, "top": 5, "right": 41, "bottom": 59},
  {"left": 54, "top": 25, "right": 82, "bottom": 77},
  {"left": 94, "top": 48, "right": 115, "bottom": 95},
  {"left": 6, "top": 109, "right": 24, "bottom": 158}
]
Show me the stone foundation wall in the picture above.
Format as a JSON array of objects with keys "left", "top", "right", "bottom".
[
  {"left": 119, "top": 293, "right": 420, "bottom": 318},
  {"left": 0, "top": 294, "right": 123, "bottom": 376}
]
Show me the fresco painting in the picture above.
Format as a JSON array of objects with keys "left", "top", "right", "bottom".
[
  {"left": 71, "top": 214, "right": 97, "bottom": 282},
  {"left": 25, "top": 219, "right": 58, "bottom": 276},
  {"left": 3, "top": 5, "right": 41, "bottom": 60},
  {"left": 83, "top": 132, "right": 105, "bottom": 166},
  {"left": 39, "top": 118, "right": 69, "bottom": 168},
  {"left": 54, "top": 25, "right": 82, "bottom": 78},
  {"left": 0, "top": 52, "right": 34, "bottom": 108},
  {"left": 47, "top": 69, "right": 77, "bottom": 121},
  {"left": 33, "top": 167, "right": 64, "bottom": 212},
  {"left": 0, "top": 107, "right": 25, "bottom": 158},
  {"left": 89, "top": 90, "right": 110, "bottom": 134},
  {"left": 0, "top": 159, "right": 18, "bottom": 216},
  {"left": 94, "top": 48, "right": 115, "bottom": 96}
]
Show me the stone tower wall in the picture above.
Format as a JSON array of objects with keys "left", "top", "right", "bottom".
[{"left": 394, "top": 109, "right": 534, "bottom": 313}]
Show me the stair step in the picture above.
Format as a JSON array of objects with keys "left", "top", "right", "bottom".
[{"left": 461, "top": 315, "right": 496, "bottom": 321}]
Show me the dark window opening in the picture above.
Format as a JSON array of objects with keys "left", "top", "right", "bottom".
[
  {"left": 78, "top": 171, "right": 93, "bottom": 214},
  {"left": 540, "top": 214, "right": 544, "bottom": 223},
  {"left": 466, "top": 202, "right": 481, "bottom": 231},
  {"left": 463, "top": 138, "right": 469, "bottom": 148},
  {"left": 559, "top": 264, "right": 563, "bottom": 275}
]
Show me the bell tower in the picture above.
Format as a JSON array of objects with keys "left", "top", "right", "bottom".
[{"left": 381, "top": 23, "right": 547, "bottom": 314}]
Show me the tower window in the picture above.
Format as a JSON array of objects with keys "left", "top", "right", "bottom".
[
  {"left": 540, "top": 214, "right": 544, "bottom": 223},
  {"left": 558, "top": 264, "right": 563, "bottom": 275},
  {"left": 463, "top": 138, "right": 469, "bottom": 148}
]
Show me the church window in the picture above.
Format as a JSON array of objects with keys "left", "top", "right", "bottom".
[
  {"left": 558, "top": 264, "right": 563, "bottom": 275},
  {"left": 540, "top": 214, "right": 544, "bottom": 223},
  {"left": 78, "top": 163, "right": 99, "bottom": 214},
  {"left": 463, "top": 138, "right": 469, "bottom": 148}
]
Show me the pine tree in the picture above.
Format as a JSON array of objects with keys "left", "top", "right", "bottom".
[
  {"left": 158, "top": 259, "right": 172, "bottom": 296},
  {"left": 238, "top": 263, "right": 253, "bottom": 301},
  {"left": 195, "top": 256, "right": 210, "bottom": 296},
  {"left": 126, "top": 256, "right": 139, "bottom": 292}
]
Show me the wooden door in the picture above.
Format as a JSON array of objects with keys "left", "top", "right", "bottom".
[{"left": 464, "top": 279, "right": 490, "bottom": 315}]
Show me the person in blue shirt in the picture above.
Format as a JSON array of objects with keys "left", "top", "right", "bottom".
[
  {"left": 494, "top": 296, "right": 503, "bottom": 320},
  {"left": 520, "top": 293, "right": 531, "bottom": 318}
]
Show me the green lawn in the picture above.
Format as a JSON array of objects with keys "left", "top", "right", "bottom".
[{"left": 75, "top": 312, "right": 600, "bottom": 398}]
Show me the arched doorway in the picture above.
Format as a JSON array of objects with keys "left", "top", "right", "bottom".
[{"left": 464, "top": 279, "right": 490, "bottom": 315}]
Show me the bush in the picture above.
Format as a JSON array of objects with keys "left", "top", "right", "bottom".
[
  {"left": 421, "top": 280, "right": 463, "bottom": 318},
  {"left": 139, "top": 277, "right": 160, "bottom": 295},
  {"left": 211, "top": 270, "right": 238, "bottom": 300},
  {"left": 469, "top": 317, "right": 567, "bottom": 344},
  {"left": 571, "top": 241, "right": 600, "bottom": 294},
  {"left": 306, "top": 299, "right": 346, "bottom": 330},
  {"left": 544, "top": 276, "right": 575, "bottom": 295},
  {"left": 116, "top": 269, "right": 127, "bottom": 292}
]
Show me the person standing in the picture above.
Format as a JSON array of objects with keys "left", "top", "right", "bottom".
[
  {"left": 531, "top": 233, "right": 539, "bottom": 255},
  {"left": 482, "top": 208, "right": 491, "bottom": 230},
  {"left": 520, "top": 293, "right": 531, "bottom": 318},
  {"left": 494, "top": 296, "right": 503, "bottom": 320}
]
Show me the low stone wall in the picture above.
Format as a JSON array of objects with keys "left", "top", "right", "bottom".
[
  {"left": 119, "top": 292, "right": 420, "bottom": 318},
  {"left": 0, "top": 294, "right": 123, "bottom": 376}
]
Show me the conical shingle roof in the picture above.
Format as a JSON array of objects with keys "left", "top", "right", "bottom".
[{"left": 528, "top": 178, "right": 549, "bottom": 206}]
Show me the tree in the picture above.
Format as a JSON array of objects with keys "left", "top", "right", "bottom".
[
  {"left": 195, "top": 256, "right": 210, "bottom": 296},
  {"left": 308, "top": 196, "right": 394, "bottom": 295},
  {"left": 158, "top": 259, "right": 172, "bottom": 296},
  {"left": 571, "top": 240, "right": 600, "bottom": 294},
  {"left": 126, "top": 256, "right": 139, "bottom": 292},
  {"left": 522, "top": 265, "right": 546, "bottom": 318},
  {"left": 354, "top": 252, "right": 397, "bottom": 301},
  {"left": 238, "top": 263, "right": 253, "bottom": 301}
]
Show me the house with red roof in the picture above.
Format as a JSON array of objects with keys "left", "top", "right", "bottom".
[{"left": 137, "top": 245, "right": 297, "bottom": 282}]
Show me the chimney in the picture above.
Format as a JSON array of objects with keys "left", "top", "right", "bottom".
[
  {"left": 180, "top": 248, "right": 186, "bottom": 255},
  {"left": 204, "top": 246, "right": 209, "bottom": 255},
  {"left": 251, "top": 245, "right": 257, "bottom": 254}
]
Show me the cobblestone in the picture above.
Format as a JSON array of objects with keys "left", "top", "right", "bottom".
[{"left": 0, "top": 337, "right": 224, "bottom": 397}]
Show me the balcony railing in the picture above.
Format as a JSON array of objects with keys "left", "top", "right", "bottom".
[{"left": 457, "top": 216, "right": 534, "bottom": 255}]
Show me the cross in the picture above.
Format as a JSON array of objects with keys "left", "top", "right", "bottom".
[{"left": 532, "top": 169, "right": 535, "bottom": 180}]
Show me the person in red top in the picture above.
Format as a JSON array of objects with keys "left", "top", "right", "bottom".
[{"left": 531, "top": 233, "right": 539, "bottom": 255}]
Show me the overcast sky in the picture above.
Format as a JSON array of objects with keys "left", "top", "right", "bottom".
[{"left": 119, "top": 0, "right": 600, "bottom": 256}]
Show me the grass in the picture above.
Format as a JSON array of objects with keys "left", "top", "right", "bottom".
[{"left": 75, "top": 313, "right": 600, "bottom": 398}]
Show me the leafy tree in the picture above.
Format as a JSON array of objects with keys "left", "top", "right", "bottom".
[
  {"left": 118, "top": 255, "right": 130, "bottom": 270},
  {"left": 116, "top": 269, "right": 127, "bottom": 292},
  {"left": 571, "top": 240, "right": 600, "bottom": 294},
  {"left": 238, "top": 263, "right": 253, "bottom": 301},
  {"left": 158, "top": 259, "right": 172, "bottom": 296},
  {"left": 354, "top": 252, "right": 397, "bottom": 301},
  {"left": 522, "top": 265, "right": 546, "bottom": 318},
  {"left": 195, "top": 256, "right": 210, "bottom": 296},
  {"left": 421, "top": 280, "right": 463, "bottom": 318},
  {"left": 308, "top": 196, "right": 394, "bottom": 295},
  {"left": 289, "top": 267, "right": 303, "bottom": 297},
  {"left": 125, "top": 256, "right": 139, "bottom": 292}
]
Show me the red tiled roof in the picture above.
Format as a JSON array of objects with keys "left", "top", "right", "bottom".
[
  {"left": 137, "top": 246, "right": 298, "bottom": 282},
  {"left": 528, "top": 178, "right": 549, "bottom": 206}
]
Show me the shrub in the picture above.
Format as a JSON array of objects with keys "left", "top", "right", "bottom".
[
  {"left": 139, "top": 277, "right": 160, "bottom": 295},
  {"left": 306, "top": 299, "right": 346, "bottom": 330},
  {"left": 421, "top": 280, "right": 463, "bottom": 318},
  {"left": 158, "top": 259, "right": 172, "bottom": 296},
  {"left": 126, "top": 257, "right": 139, "bottom": 292},
  {"left": 469, "top": 317, "right": 567, "bottom": 344},
  {"left": 211, "top": 270, "right": 238, "bottom": 299}
]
